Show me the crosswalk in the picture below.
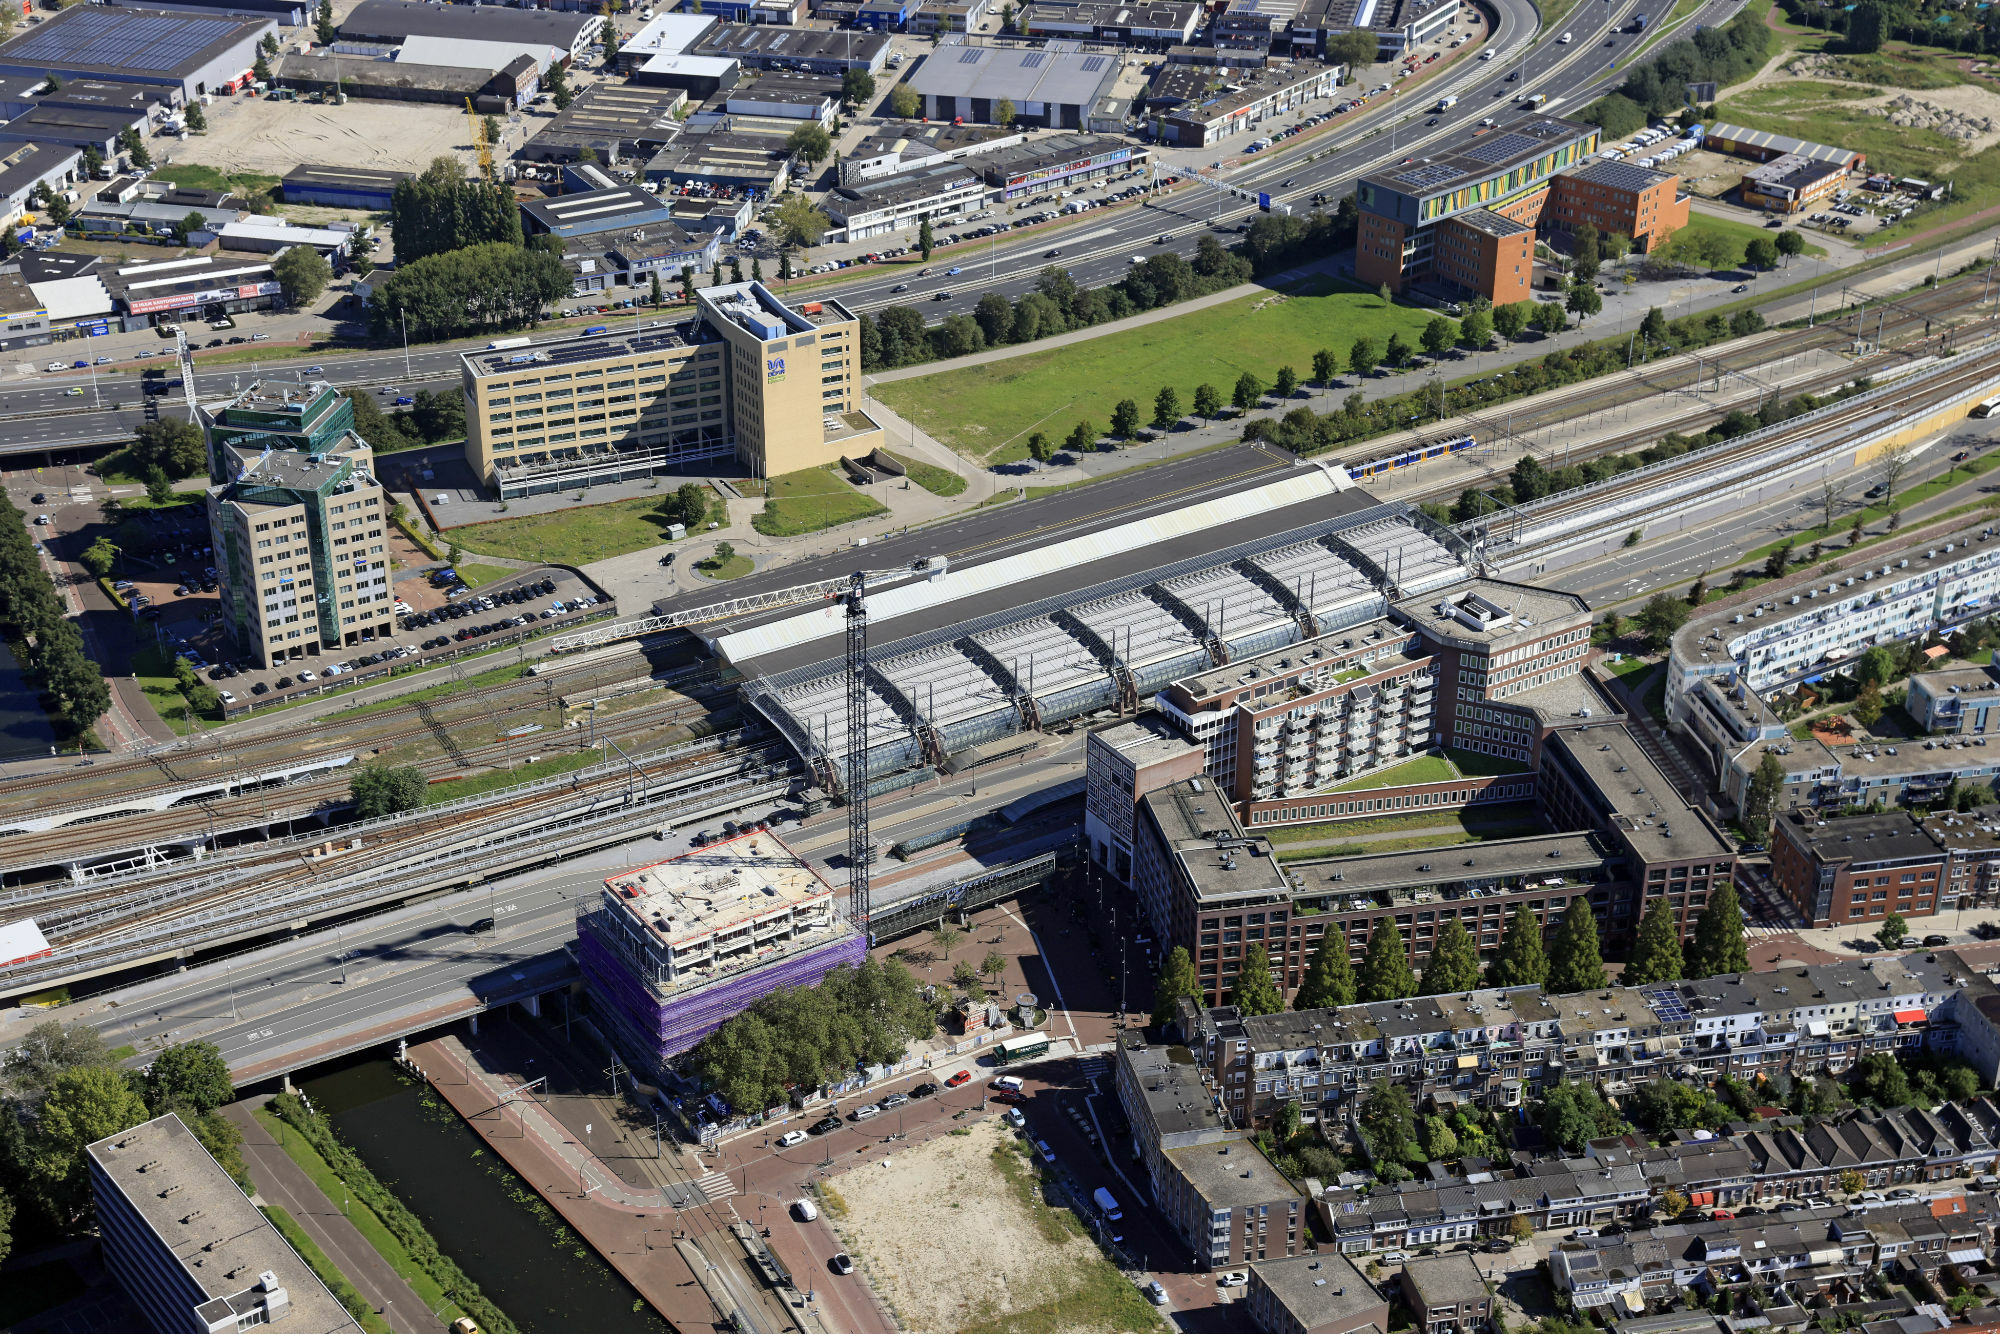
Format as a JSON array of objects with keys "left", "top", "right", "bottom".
[
  {"left": 1077, "top": 1055, "right": 1108, "bottom": 1086},
  {"left": 694, "top": 1171, "right": 739, "bottom": 1204}
]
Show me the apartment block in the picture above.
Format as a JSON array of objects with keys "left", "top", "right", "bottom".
[
  {"left": 203, "top": 380, "right": 392, "bottom": 668},
  {"left": 1245, "top": 1253, "right": 1388, "bottom": 1334},
  {"left": 1906, "top": 665, "right": 2000, "bottom": 734},
  {"left": 1771, "top": 808, "right": 1949, "bottom": 926},
  {"left": 1112, "top": 1034, "right": 1239, "bottom": 1202},
  {"left": 458, "top": 280, "right": 879, "bottom": 496},
  {"left": 1157, "top": 1139, "right": 1305, "bottom": 1266},
  {"left": 1084, "top": 718, "right": 1205, "bottom": 882},
  {"left": 1402, "top": 1255, "right": 1492, "bottom": 1334},
  {"left": 89, "top": 1113, "right": 358, "bottom": 1334}
]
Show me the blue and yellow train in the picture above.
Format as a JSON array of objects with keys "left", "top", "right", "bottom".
[{"left": 1346, "top": 434, "right": 1477, "bottom": 480}]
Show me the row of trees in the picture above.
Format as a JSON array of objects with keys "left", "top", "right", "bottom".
[
  {"left": 690, "top": 959, "right": 937, "bottom": 1115},
  {"left": 1583, "top": 9, "right": 1775, "bottom": 131},
  {"left": 368, "top": 242, "right": 571, "bottom": 342},
  {"left": 0, "top": 491, "right": 108, "bottom": 738},
  {"left": 0, "top": 1022, "right": 239, "bottom": 1247},
  {"left": 344, "top": 387, "right": 466, "bottom": 454},
  {"left": 1154, "top": 885, "right": 1752, "bottom": 1026},
  {"left": 388, "top": 157, "right": 524, "bottom": 265},
  {"left": 1779, "top": 0, "right": 2000, "bottom": 56}
]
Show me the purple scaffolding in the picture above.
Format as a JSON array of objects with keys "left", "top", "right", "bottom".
[{"left": 577, "top": 912, "right": 869, "bottom": 1065}]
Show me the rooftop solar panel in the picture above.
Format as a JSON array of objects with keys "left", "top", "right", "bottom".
[
  {"left": 1020, "top": 51, "right": 1044, "bottom": 66},
  {"left": 0, "top": 8, "right": 239, "bottom": 74},
  {"left": 1393, "top": 163, "right": 1457, "bottom": 190},
  {"left": 958, "top": 47, "right": 983, "bottom": 61},
  {"left": 1640, "top": 984, "right": 1691, "bottom": 1021},
  {"left": 1463, "top": 132, "right": 1538, "bottom": 163},
  {"left": 1577, "top": 160, "right": 1668, "bottom": 193},
  {"left": 1079, "top": 54, "right": 1105, "bottom": 71}
]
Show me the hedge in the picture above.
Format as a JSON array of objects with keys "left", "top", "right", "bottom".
[{"left": 267, "top": 1093, "right": 519, "bottom": 1334}]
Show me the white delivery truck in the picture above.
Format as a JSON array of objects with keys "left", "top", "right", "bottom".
[{"left": 1436, "top": 95, "right": 1458, "bottom": 110}]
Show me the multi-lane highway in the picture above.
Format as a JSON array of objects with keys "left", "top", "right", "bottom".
[{"left": 0, "top": 0, "right": 1736, "bottom": 456}]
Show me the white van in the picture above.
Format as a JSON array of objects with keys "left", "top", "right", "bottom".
[
  {"left": 1093, "top": 1187, "right": 1123, "bottom": 1221},
  {"left": 1558, "top": 30, "right": 1572, "bottom": 41},
  {"left": 993, "top": 1076, "right": 1025, "bottom": 1094},
  {"left": 793, "top": 1198, "right": 819, "bottom": 1221}
]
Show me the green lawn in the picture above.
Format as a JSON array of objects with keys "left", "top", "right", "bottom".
[
  {"left": 1262, "top": 801, "right": 1542, "bottom": 845},
  {"left": 123, "top": 491, "right": 206, "bottom": 511},
  {"left": 451, "top": 562, "right": 515, "bottom": 589},
  {"left": 1443, "top": 746, "right": 1530, "bottom": 777},
  {"left": 750, "top": 465, "right": 889, "bottom": 536},
  {"left": 881, "top": 449, "right": 967, "bottom": 497},
  {"left": 1332, "top": 752, "right": 1462, "bottom": 791},
  {"left": 1677, "top": 212, "right": 1824, "bottom": 269},
  {"left": 873, "top": 275, "right": 1442, "bottom": 464},
  {"left": 698, "top": 552, "right": 753, "bottom": 579},
  {"left": 253, "top": 1108, "right": 465, "bottom": 1326},
  {"left": 422, "top": 748, "right": 598, "bottom": 804},
  {"left": 155, "top": 164, "right": 284, "bottom": 208},
  {"left": 448, "top": 494, "right": 689, "bottom": 565}
]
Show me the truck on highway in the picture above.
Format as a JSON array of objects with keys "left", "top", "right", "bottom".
[
  {"left": 1435, "top": 94, "right": 1458, "bottom": 110},
  {"left": 1524, "top": 92, "right": 1548, "bottom": 108},
  {"left": 1631, "top": 12, "right": 1648, "bottom": 29}
]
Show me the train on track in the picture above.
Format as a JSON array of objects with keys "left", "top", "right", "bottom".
[{"left": 1346, "top": 434, "right": 1477, "bottom": 480}]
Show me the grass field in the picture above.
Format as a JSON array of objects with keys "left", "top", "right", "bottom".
[
  {"left": 254, "top": 1108, "right": 464, "bottom": 1328},
  {"left": 873, "top": 276, "right": 1441, "bottom": 465},
  {"left": 697, "top": 552, "right": 753, "bottom": 579},
  {"left": 422, "top": 748, "right": 597, "bottom": 804},
  {"left": 1333, "top": 753, "right": 1460, "bottom": 790},
  {"left": 750, "top": 465, "right": 888, "bottom": 536},
  {"left": 153, "top": 163, "right": 284, "bottom": 207},
  {"left": 1678, "top": 211, "right": 1824, "bottom": 268},
  {"left": 881, "top": 449, "right": 967, "bottom": 497},
  {"left": 1262, "top": 801, "right": 1542, "bottom": 846},
  {"left": 450, "top": 562, "right": 514, "bottom": 589},
  {"left": 449, "top": 495, "right": 685, "bottom": 564}
]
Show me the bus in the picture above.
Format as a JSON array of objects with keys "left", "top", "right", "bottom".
[
  {"left": 1974, "top": 394, "right": 2000, "bottom": 418},
  {"left": 994, "top": 1033, "right": 1051, "bottom": 1064}
]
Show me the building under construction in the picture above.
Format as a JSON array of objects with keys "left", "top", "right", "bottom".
[{"left": 575, "top": 831, "right": 866, "bottom": 1070}]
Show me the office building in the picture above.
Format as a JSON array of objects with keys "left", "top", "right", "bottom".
[
  {"left": 822, "top": 161, "right": 987, "bottom": 241},
  {"left": 575, "top": 832, "right": 866, "bottom": 1070},
  {"left": 617, "top": 12, "right": 719, "bottom": 74},
  {"left": 973, "top": 133, "right": 1144, "bottom": 198},
  {"left": 1539, "top": 159, "right": 1689, "bottom": 254},
  {"left": 1152, "top": 59, "right": 1344, "bottom": 147},
  {"left": 89, "top": 1112, "right": 361, "bottom": 1334},
  {"left": 1771, "top": 808, "right": 1950, "bottom": 927},
  {"left": 457, "top": 281, "right": 878, "bottom": 495},
  {"left": 203, "top": 380, "right": 394, "bottom": 667},
  {"left": 1112, "top": 1035, "right": 1239, "bottom": 1198}
]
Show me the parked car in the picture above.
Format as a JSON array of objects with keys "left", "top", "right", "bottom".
[
  {"left": 1923, "top": 933, "right": 1951, "bottom": 946},
  {"left": 945, "top": 1069, "right": 972, "bottom": 1087},
  {"left": 777, "top": 1129, "right": 808, "bottom": 1147},
  {"left": 809, "top": 1115, "right": 842, "bottom": 1135},
  {"left": 830, "top": 1254, "right": 855, "bottom": 1275}
]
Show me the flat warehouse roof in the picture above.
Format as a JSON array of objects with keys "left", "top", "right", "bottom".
[
  {"left": 0, "top": 5, "right": 269, "bottom": 79},
  {"left": 907, "top": 37, "right": 1122, "bottom": 107},
  {"left": 341, "top": 0, "right": 596, "bottom": 44},
  {"left": 283, "top": 163, "right": 414, "bottom": 191}
]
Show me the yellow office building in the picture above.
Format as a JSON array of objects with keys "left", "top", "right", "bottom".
[{"left": 460, "top": 282, "right": 881, "bottom": 497}]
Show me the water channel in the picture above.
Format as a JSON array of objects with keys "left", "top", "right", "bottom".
[{"left": 300, "top": 1056, "right": 672, "bottom": 1334}]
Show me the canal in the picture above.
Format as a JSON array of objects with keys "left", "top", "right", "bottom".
[{"left": 300, "top": 1057, "right": 672, "bottom": 1334}]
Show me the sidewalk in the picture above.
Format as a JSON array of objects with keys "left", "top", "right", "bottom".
[{"left": 222, "top": 1099, "right": 438, "bottom": 1334}]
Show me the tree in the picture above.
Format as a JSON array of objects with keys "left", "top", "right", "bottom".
[
  {"left": 1152, "top": 385, "right": 1182, "bottom": 431},
  {"left": 888, "top": 83, "right": 920, "bottom": 118},
  {"left": 1491, "top": 302, "right": 1529, "bottom": 341},
  {"left": 951, "top": 959, "right": 979, "bottom": 990},
  {"left": 1230, "top": 943, "right": 1285, "bottom": 1016},
  {"left": 272, "top": 244, "right": 331, "bottom": 307},
  {"left": 1856, "top": 644, "right": 1895, "bottom": 689},
  {"left": 1853, "top": 1051, "right": 1912, "bottom": 1107},
  {"left": 1327, "top": 28, "right": 1379, "bottom": 68},
  {"left": 81, "top": 145, "right": 102, "bottom": 178},
  {"left": 786, "top": 122, "right": 832, "bottom": 169},
  {"left": 1854, "top": 681, "right": 1886, "bottom": 728},
  {"left": 1776, "top": 229, "right": 1806, "bottom": 265},
  {"left": 980, "top": 949, "right": 1007, "bottom": 985},
  {"left": 1545, "top": 899, "right": 1607, "bottom": 994},
  {"left": 1384, "top": 332, "right": 1412, "bottom": 368},
  {"left": 1377, "top": 281, "right": 1392, "bottom": 306},
  {"left": 1359, "top": 1079, "right": 1417, "bottom": 1166},
  {"left": 7, "top": 1020, "right": 110, "bottom": 1100},
  {"left": 79, "top": 536, "right": 118, "bottom": 579},
  {"left": 1294, "top": 931, "right": 1356, "bottom": 1010},
  {"left": 774, "top": 194, "right": 830, "bottom": 249},
  {"left": 316, "top": 0, "right": 335, "bottom": 44},
  {"left": 1566, "top": 281, "right": 1602, "bottom": 322},
  {"left": 33, "top": 1065, "right": 150, "bottom": 1223},
  {"left": 1745, "top": 236, "right": 1779, "bottom": 271},
  {"left": 1420, "top": 1114, "right": 1459, "bottom": 1160},
  {"left": 1508, "top": 1214, "right": 1534, "bottom": 1243},
  {"left": 1660, "top": 1188, "right": 1690, "bottom": 1219},
  {"left": 1849, "top": 0, "right": 1885, "bottom": 51},
  {"left": 1026, "top": 432, "right": 1052, "bottom": 466},
  {"left": 1540, "top": 1081, "right": 1620, "bottom": 1152},
  {"left": 1876, "top": 438, "right": 1913, "bottom": 508},
  {"left": 1349, "top": 336, "right": 1380, "bottom": 378},
  {"left": 548, "top": 61, "right": 574, "bottom": 110},
  {"left": 1636, "top": 592, "right": 1690, "bottom": 651},
  {"left": 1273, "top": 365, "right": 1298, "bottom": 400},
  {"left": 1687, "top": 881, "right": 1749, "bottom": 978},
  {"left": 1487, "top": 905, "right": 1547, "bottom": 988},
  {"left": 183, "top": 99, "right": 206, "bottom": 133},
  {"left": 253, "top": 52, "right": 272, "bottom": 83},
  {"left": 1572, "top": 222, "right": 1601, "bottom": 281},
  {"left": 350, "top": 763, "right": 425, "bottom": 818},
  {"left": 143, "top": 1042, "right": 231, "bottom": 1117},
  {"left": 1877, "top": 911, "right": 1910, "bottom": 951},
  {"left": 1421, "top": 316, "right": 1456, "bottom": 359},
  {"left": 1745, "top": 749, "right": 1788, "bottom": 830},
  {"left": 1192, "top": 383, "right": 1220, "bottom": 423},
  {"left": 143, "top": 467, "right": 175, "bottom": 507},
  {"left": 1419, "top": 919, "right": 1480, "bottom": 995},
  {"left": 1100, "top": 395, "right": 1142, "bottom": 440},
  {"left": 1624, "top": 897, "right": 1685, "bottom": 987},
  {"left": 1356, "top": 920, "right": 1417, "bottom": 1002},
  {"left": 1312, "top": 348, "right": 1336, "bottom": 385},
  {"left": 1532, "top": 300, "right": 1568, "bottom": 333},
  {"left": 1232, "top": 372, "right": 1262, "bottom": 413},
  {"left": 1065, "top": 419, "right": 1097, "bottom": 452},
  {"left": 1641, "top": 306, "right": 1669, "bottom": 342},
  {"left": 841, "top": 66, "right": 875, "bottom": 107},
  {"left": 995, "top": 97, "right": 1016, "bottom": 128},
  {"left": 131, "top": 418, "right": 206, "bottom": 480}
]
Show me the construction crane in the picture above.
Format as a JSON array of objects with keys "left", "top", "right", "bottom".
[
  {"left": 844, "top": 569, "right": 872, "bottom": 939},
  {"left": 466, "top": 98, "right": 494, "bottom": 182}
]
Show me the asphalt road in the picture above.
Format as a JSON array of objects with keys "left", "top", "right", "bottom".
[{"left": 0, "top": 0, "right": 1733, "bottom": 457}]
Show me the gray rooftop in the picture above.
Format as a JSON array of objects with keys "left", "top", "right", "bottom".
[
  {"left": 1166, "top": 1138, "right": 1303, "bottom": 1207},
  {"left": 341, "top": 0, "right": 597, "bottom": 44},
  {"left": 1251, "top": 1252, "right": 1385, "bottom": 1332},
  {"left": 905, "top": 36, "right": 1123, "bottom": 108},
  {"left": 1393, "top": 578, "right": 1591, "bottom": 652},
  {"left": 1140, "top": 778, "right": 1287, "bottom": 905},
  {"left": 1778, "top": 809, "right": 1942, "bottom": 868},
  {"left": 1362, "top": 115, "right": 1596, "bottom": 205},
  {"left": 1287, "top": 830, "right": 1607, "bottom": 897},
  {"left": 1120, "top": 1040, "right": 1230, "bottom": 1138},
  {"left": 1403, "top": 1252, "right": 1492, "bottom": 1309},
  {"left": 1091, "top": 717, "right": 1201, "bottom": 773},
  {"left": 0, "top": 5, "right": 270, "bottom": 82},
  {"left": 1547, "top": 725, "right": 1736, "bottom": 866},
  {"left": 87, "top": 1114, "right": 360, "bottom": 1334}
]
